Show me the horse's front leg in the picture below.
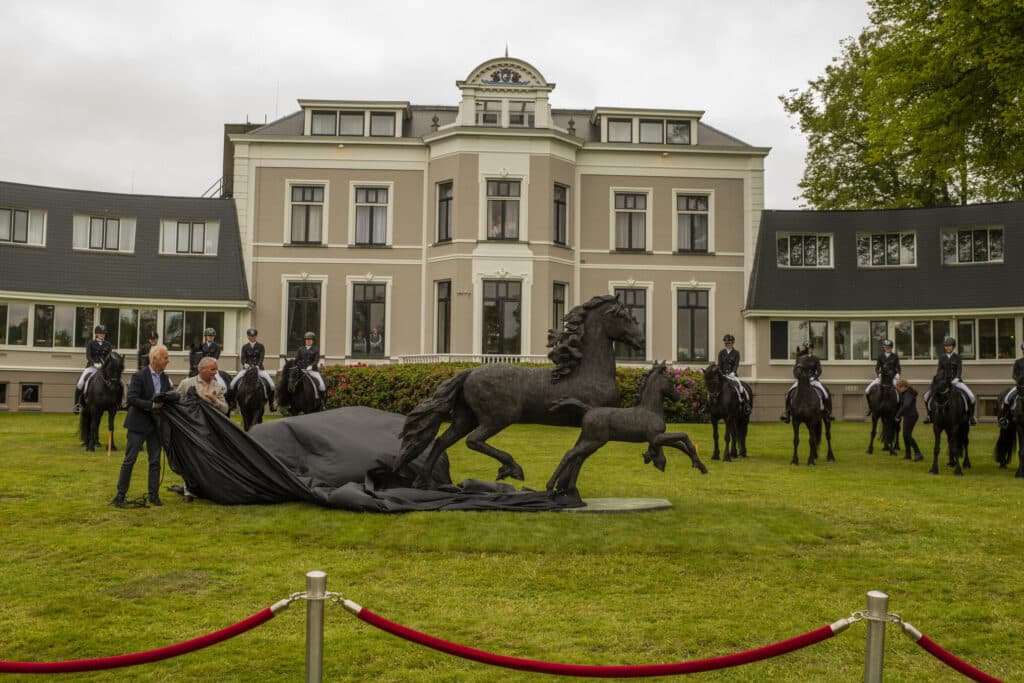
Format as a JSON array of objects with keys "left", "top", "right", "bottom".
[
  {"left": 961, "top": 427, "right": 971, "bottom": 470},
  {"left": 87, "top": 411, "right": 101, "bottom": 452},
  {"left": 867, "top": 415, "right": 878, "bottom": 454},
  {"left": 823, "top": 414, "right": 835, "bottom": 462},
  {"left": 657, "top": 433, "right": 707, "bottom": 474},
  {"left": 107, "top": 409, "right": 119, "bottom": 451},
  {"left": 791, "top": 421, "right": 800, "bottom": 466},
  {"left": 465, "top": 423, "right": 524, "bottom": 481},
  {"left": 710, "top": 418, "right": 721, "bottom": 461},
  {"left": 929, "top": 425, "right": 942, "bottom": 474},
  {"left": 807, "top": 420, "right": 820, "bottom": 466}
]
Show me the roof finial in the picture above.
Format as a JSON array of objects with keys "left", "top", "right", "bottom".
[{"left": 505, "top": 44, "right": 509, "bottom": 58}]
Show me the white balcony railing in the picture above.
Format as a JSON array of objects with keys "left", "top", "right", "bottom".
[{"left": 398, "top": 354, "right": 551, "bottom": 365}]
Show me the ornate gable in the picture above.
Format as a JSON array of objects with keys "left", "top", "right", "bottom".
[{"left": 458, "top": 57, "right": 553, "bottom": 93}]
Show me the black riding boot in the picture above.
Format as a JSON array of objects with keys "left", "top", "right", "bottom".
[
  {"left": 969, "top": 402, "right": 978, "bottom": 426},
  {"left": 998, "top": 403, "right": 1011, "bottom": 428},
  {"left": 825, "top": 397, "right": 835, "bottom": 422},
  {"left": 268, "top": 387, "right": 277, "bottom": 412},
  {"left": 73, "top": 387, "right": 83, "bottom": 413}
]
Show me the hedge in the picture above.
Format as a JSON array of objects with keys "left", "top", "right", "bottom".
[{"left": 320, "top": 362, "right": 709, "bottom": 423}]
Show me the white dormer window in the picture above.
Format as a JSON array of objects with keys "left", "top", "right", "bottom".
[
  {"left": 339, "top": 112, "right": 364, "bottom": 135},
  {"left": 608, "top": 119, "right": 632, "bottom": 142},
  {"left": 1, "top": 206, "right": 46, "bottom": 246},
  {"left": 509, "top": 101, "right": 535, "bottom": 127},
  {"left": 72, "top": 214, "right": 134, "bottom": 253},
  {"left": 369, "top": 112, "right": 395, "bottom": 137},
  {"left": 311, "top": 111, "right": 337, "bottom": 135},
  {"left": 667, "top": 120, "right": 691, "bottom": 144},
  {"left": 639, "top": 120, "right": 664, "bottom": 144},
  {"left": 476, "top": 100, "right": 500, "bottom": 126},
  {"left": 159, "top": 219, "right": 219, "bottom": 255}
]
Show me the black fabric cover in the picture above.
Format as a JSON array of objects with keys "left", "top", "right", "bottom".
[{"left": 160, "top": 394, "right": 568, "bottom": 511}]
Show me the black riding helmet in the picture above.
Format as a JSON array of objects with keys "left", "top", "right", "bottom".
[
  {"left": 246, "top": 328, "right": 258, "bottom": 337},
  {"left": 943, "top": 337, "right": 956, "bottom": 347},
  {"left": 146, "top": 329, "right": 158, "bottom": 341},
  {"left": 94, "top": 324, "right": 107, "bottom": 335},
  {"left": 723, "top": 334, "right": 735, "bottom": 343},
  {"left": 883, "top": 339, "right": 893, "bottom": 348},
  {"left": 304, "top": 332, "right": 316, "bottom": 340},
  {"left": 204, "top": 327, "right": 216, "bottom": 337}
]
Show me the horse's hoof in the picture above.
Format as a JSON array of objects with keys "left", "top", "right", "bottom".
[
  {"left": 914, "top": 455, "right": 923, "bottom": 462},
  {"left": 710, "top": 454, "right": 721, "bottom": 461},
  {"left": 497, "top": 463, "right": 525, "bottom": 481},
  {"left": 866, "top": 449, "right": 873, "bottom": 455}
]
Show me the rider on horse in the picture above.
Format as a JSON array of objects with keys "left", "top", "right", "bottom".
[
  {"left": 199, "top": 327, "right": 228, "bottom": 394},
  {"left": 923, "top": 336, "right": 977, "bottom": 425},
  {"left": 138, "top": 330, "right": 159, "bottom": 370},
  {"left": 717, "top": 334, "right": 751, "bottom": 414},
  {"left": 296, "top": 331, "right": 327, "bottom": 410},
  {"left": 864, "top": 338, "right": 901, "bottom": 413},
  {"left": 779, "top": 341, "right": 834, "bottom": 423},
  {"left": 997, "top": 342, "right": 1024, "bottom": 427},
  {"left": 229, "top": 328, "right": 277, "bottom": 412},
  {"left": 73, "top": 324, "right": 114, "bottom": 413}
]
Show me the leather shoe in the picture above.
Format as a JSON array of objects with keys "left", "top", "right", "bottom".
[
  {"left": 110, "top": 494, "right": 126, "bottom": 508},
  {"left": 183, "top": 493, "right": 195, "bottom": 503},
  {"left": 148, "top": 495, "right": 163, "bottom": 507}
]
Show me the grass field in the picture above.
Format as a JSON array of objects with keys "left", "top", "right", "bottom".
[{"left": 1, "top": 412, "right": 1021, "bottom": 682}]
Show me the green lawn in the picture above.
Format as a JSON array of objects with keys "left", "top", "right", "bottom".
[{"left": 1, "top": 413, "right": 1021, "bottom": 682}]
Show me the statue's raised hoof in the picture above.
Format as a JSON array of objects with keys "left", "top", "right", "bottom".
[{"left": 497, "top": 463, "right": 525, "bottom": 481}]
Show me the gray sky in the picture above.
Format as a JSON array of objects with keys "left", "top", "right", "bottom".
[{"left": 1, "top": 0, "right": 870, "bottom": 209}]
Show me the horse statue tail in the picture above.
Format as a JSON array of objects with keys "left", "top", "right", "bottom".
[
  {"left": 549, "top": 397, "right": 590, "bottom": 415},
  {"left": 398, "top": 369, "right": 473, "bottom": 468},
  {"left": 994, "top": 424, "right": 1017, "bottom": 467}
]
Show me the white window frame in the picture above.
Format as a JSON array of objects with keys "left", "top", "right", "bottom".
[
  {"left": 345, "top": 275, "right": 392, "bottom": 357},
  {"left": 672, "top": 282, "right": 716, "bottom": 364},
  {"left": 856, "top": 230, "right": 917, "bottom": 268},
  {"left": 606, "top": 118, "right": 633, "bottom": 143},
  {"left": 609, "top": 187, "right": 653, "bottom": 252},
  {"left": 672, "top": 189, "right": 715, "bottom": 253},
  {"left": 608, "top": 280, "right": 654, "bottom": 363},
  {"left": 279, "top": 274, "right": 328, "bottom": 356},
  {"left": 0, "top": 206, "right": 46, "bottom": 247},
  {"left": 477, "top": 175, "right": 528, "bottom": 241},
  {"left": 157, "top": 219, "right": 218, "bottom": 256},
  {"left": 776, "top": 232, "right": 834, "bottom": 269},
  {"left": 338, "top": 111, "right": 365, "bottom": 136},
  {"left": 284, "top": 180, "right": 330, "bottom": 245},
  {"left": 311, "top": 110, "right": 338, "bottom": 136},
  {"left": 941, "top": 226, "right": 1005, "bottom": 265},
  {"left": 74, "top": 214, "right": 137, "bottom": 254},
  {"left": 347, "top": 181, "right": 394, "bottom": 247}
]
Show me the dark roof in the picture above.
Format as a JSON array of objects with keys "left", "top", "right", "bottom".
[
  {"left": 747, "top": 202, "right": 1024, "bottom": 312},
  {"left": 0, "top": 181, "right": 249, "bottom": 302}
]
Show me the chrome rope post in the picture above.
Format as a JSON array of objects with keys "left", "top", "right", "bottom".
[
  {"left": 864, "top": 590, "right": 889, "bottom": 683},
  {"left": 305, "top": 570, "right": 327, "bottom": 683}
]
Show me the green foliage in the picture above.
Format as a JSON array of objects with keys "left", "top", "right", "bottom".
[
  {"left": 781, "top": 0, "right": 1024, "bottom": 208},
  {"left": 323, "top": 362, "right": 709, "bottom": 421}
]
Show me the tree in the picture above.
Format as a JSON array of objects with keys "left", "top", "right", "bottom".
[{"left": 781, "top": 0, "right": 1024, "bottom": 209}]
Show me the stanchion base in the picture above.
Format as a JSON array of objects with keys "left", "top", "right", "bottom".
[{"left": 565, "top": 498, "right": 673, "bottom": 513}]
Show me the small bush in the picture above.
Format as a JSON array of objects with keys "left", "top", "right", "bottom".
[{"left": 322, "top": 362, "right": 709, "bottom": 422}]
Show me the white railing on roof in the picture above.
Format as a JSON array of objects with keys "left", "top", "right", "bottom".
[{"left": 398, "top": 354, "right": 551, "bottom": 365}]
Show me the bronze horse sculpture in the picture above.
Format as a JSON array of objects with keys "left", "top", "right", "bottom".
[
  {"left": 398, "top": 295, "right": 645, "bottom": 489},
  {"left": 79, "top": 351, "right": 124, "bottom": 453},
  {"left": 546, "top": 361, "right": 706, "bottom": 500},
  {"left": 866, "top": 366, "right": 900, "bottom": 455},
  {"left": 789, "top": 355, "right": 835, "bottom": 466},
  {"left": 702, "top": 363, "right": 752, "bottom": 462},
  {"left": 926, "top": 372, "right": 971, "bottom": 475}
]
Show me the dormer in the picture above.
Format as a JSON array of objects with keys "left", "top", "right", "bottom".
[
  {"left": 453, "top": 56, "right": 556, "bottom": 130},
  {"left": 298, "top": 100, "right": 412, "bottom": 138},
  {"left": 591, "top": 107, "right": 704, "bottom": 146}
]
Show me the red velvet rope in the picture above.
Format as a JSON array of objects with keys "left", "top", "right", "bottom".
[
  {"left": 0, "top": 607, "right": 275, "bottom": 674},
  {"left": 356, "top": 607, "right": 837, "bottom": 677},
  {"left": 915, "top": 635, "right": 1003, "bottom": 683}
]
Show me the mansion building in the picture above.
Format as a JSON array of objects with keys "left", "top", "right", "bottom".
[{"left": 1, "top": 55, "right": 1020, "bottom": 419}]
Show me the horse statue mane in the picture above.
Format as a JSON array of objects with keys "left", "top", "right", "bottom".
[
  {"left": 632, "top": 361, "right": 667, "bottom": 406},
  {"left": 546, "top": 294, "right": 622, "bottom": 382}
]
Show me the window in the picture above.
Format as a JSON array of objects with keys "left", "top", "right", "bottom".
[
  {"left": 311, "top": 111, "right": 337, "bottom": 135},
  {"left": 942, "top": 227, "right": 1004, "bottom": 264},
  {"left": 476, "top": 100, "right": 500, "bottom": 126},
  {"left": 369, "top": 112, "right": 395, "bottom": 137},
  {"left": 437, "top": 181, "right": 453, "bottom": 242},
  {"left": 552, "top": 283, "right": 566, "bottom": 333},
  {"left": 290, "top": 186, "right": 324, "bottom": 244},
  {"left": 177, "top": 221, "right": 205, "bottom": 254},
  {"left": 666, "top": 120, "right": 691, "bottom": 144},
  {"left": 857, "top": 231, "right": 916, "bottom": 267},
  {"left": 162, "top": 310, "right": 222, "bottom": 352},
  {"left": 286, "top": 283, "right": 321, "bottom": 355},
  {"left": 32, "top": 305, "right": 74, "bottom": 348},
  {"left": 487, "top": 180, "right": 520, "bottom": 240},
  {"left": 639, "top": 120, "right": 664, "bottom": 144},
  {"left": 1, "top": 303, "right": 29, "bottom": 345},
  {"left": 351, "top": 284, "right": 386, "bottom": 358},
  {"left": 607, "top": 119, "right": 632, "bottom": 142},
  {"left": 893, "top": 319, "right": 950, "bottom": 360},
  {"left": 21, "top": 384, "right": 39, "bottom": 404},
  {"left": 957, "top": 319, "right": 976, "bottom": 359},
  {"left": 157, "top": 219, "right": 216, "bottom": 255},
  {"left": 509, "top": 101, "right": 534, "bottom": 127},
  {"left": 614, "top": 193, "right": 647, "bottom": 251},
  {"left": 0, "top": 207, "right": 41, "bottom": 245},
  {"left": 776, "top": 233, "right": 832, "bottom": 268},
  {"left": 88, "top": 217, "right": 119, "bottom": 250},
  {"left": 770, "top": 320, "right": 828, "bottom": 359},
  {"left": 436, "top": 281, "right": 451, "bottom": 353},
  {"left": 339, "top": 112, "right": 364, "bottom": 135},
  {"left": 677, "top": 195, "right": 709, "bottom": 252},
  {"left": 74, "top": 307, "right": 94, "bottom": 347},
  {"left": 834, "top": 321, "right": 887, "bottom": 360},
  {"left": 974, "top": 318, "right": 1015, "bottom": 359},
  {"left": 482, "top": 280, "right": 521, "bottom": 354},
  {"left": 553, "top": 184, "right": 567, "bottom": 245},
  {"left": 74, "top": 215, "right": 135, "bottom": 253},
  {"left": 614, "top": 289, "right": 646, "bottom": 361},
  {"left": 676, "top": 290, "right": 709, "bottom": 362},
  {"left": 354, "top": 187, "right": 388, "bottom": 246}
]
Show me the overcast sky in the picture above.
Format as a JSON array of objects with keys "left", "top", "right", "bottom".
[{"left": 1, "top": 1, "right": 870, "bottom": 209}]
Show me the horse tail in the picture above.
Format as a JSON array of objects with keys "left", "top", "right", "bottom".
[
  {"left": 398, "top": 369, "right": 472, "bottom": 467},
  {"left": 78, "top": 409, "right": 90, "bottom": 444},
  {"left": 994, "top": 425, "right": 1016, "bottom": 467},
  {"left": 549, "top": 398, "right": 590, "bottom": 415}
]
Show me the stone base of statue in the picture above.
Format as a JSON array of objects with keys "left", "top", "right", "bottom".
[{"left": 563, "top": 497, "right": 674, "bottom": 513}]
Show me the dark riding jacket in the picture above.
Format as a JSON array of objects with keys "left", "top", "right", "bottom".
[
  {"left": 793, "top": 354, "right": 823, "bottom": 380},
  {"left": 200, "top": 341, "right": 221, "bottom": 359},
  {"left": 1013, "top": 357, "right": 1024, "bottom": 386},
  {"left": 86, "top": 338, "right": 112, "bottom": 365},
  {"left": 875, "top": 351, "right": 901, "bottom": 377},
  {"left": 240, "top": 341, "right": 266, "bottom": 369},
  {"left": 937, "top": 352, "right": 963, "bottom": 382},
  {"left": 295, "top": 344, "right": 320, "bottom": 370},
  {"left": 138, "top": 343, "right": 154, "bottom": 370},
  {"left": 895, "top": 387, "right": 918, "bottom": 421},
  {"left": 717, "top": 348, "right": 740, "bottom": 375}
]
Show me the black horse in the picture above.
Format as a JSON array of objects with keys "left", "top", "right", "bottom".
[
  {"left": 702, "top": 363, "right": 752, "bottom": 461},
  {"left": 233, "top": 366, "right": 268, "bottom": 431},
  {"left": 277, "top": 358, "right": 322, "bottom": 416},
  {"left": 398, "top": 295, "right": 645, "bottom": 489},
  {"left": 789, "top": 355, "right": 835, "bottom": 466},
  {"left": 926, "top": 373, "right": 971, "bottom": 475},
  {"left": 994, "top": 384, "right": 1024, "bottom": 478},
  {"left": 866, "top": 366, "right": 900, "bottom": 455},
  {"left": 188, "top": 345, "right": 233, "bottom": 413},
  {"left": 79, "top": 351, "right": 124, "bottom": 453},
  {"left": 546, "top": 362, "right": 706, "bottom": 498}
]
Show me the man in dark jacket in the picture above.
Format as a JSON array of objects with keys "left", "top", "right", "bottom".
[{"left": 111, "top": 344, "right": 173, "bottom": 508}]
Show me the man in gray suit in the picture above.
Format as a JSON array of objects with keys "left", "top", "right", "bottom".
[{"left": 111, "top": 344, "right": 173, "bottom": 507}]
